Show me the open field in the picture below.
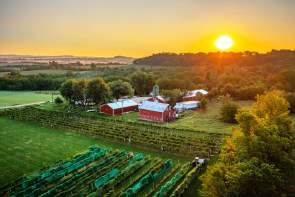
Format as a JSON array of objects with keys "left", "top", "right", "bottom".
[
  {"left": 0, "top": 117, "right": 190, "bottom": 186},
  {"left": 167, "top": 101, "right": 253, "bottom": 134},
  {"left": 0, "top": 91, "right": 58, "bottom": 108},
  {"left": 0, "top": 64, "right": 131, "bottom": 77}
]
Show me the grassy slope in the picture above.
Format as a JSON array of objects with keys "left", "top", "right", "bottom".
[
  {"left": 167, "top": 101, "right": 253, "bottom": 134},
  {"left": 0, "top": 117, "right": 188, "bottom": 186},
  {"left": 0, "top": 91, "right": 58, "bottom": 107}
]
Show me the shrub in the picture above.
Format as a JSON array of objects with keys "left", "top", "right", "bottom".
[
  {"left": 199, "top": 98, "right": 208, "bottom": 109},
  {"left": 54, "top": 96, "right": 63, "bottom": 104},
  {"left": 220, "top": 100, "right": 240, "bottom": 123}
]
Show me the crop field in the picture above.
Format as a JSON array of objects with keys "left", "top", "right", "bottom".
[
  {"left": 38, "top": 100, "right": 253, "bottom": 134},
  {"left": 0, "top": 107, "right": 224, "bottom": 157},
  {"left": 0, "top": 117, "right": 189, "bottom": 186},
  {"left": 0, "top": 91, "right": 58, "bottom": 108},
  {"left": 0, "top": 145, "right": 205, "bottom": 197}
]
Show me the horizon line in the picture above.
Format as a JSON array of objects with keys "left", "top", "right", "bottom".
[{"left": 0, "top": 49, "right": 295, "bottom": 59}]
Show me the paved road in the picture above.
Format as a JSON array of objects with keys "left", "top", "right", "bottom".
[{"left": 0, "top": 101, "right": 48, "bottom": 109}]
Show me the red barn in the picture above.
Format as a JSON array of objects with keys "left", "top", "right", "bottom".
[
  {"left": 147, "top": 95, "right": 166, "bottom": 103},
  {"left": 139, "top": 101, "right": 175, "bottom": 122},
  {"left": 100, "top": 100, "right": 138, "bottom": 116}
]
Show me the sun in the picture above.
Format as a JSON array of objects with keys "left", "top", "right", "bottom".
[{"left": 215, "top": 35, "right": 234, "bottom": 50}]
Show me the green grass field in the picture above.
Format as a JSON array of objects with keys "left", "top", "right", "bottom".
[
  {"left": 0, "top": 117, "right": 188, "bottom": 186},
  {"left": 0, "top": 91, "right": 58, "bottom": 107},
  {"left": 167, "top": 101, "right": 253, "bottom": 134}
]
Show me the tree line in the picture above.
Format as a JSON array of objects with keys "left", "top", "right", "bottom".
[
  {"left": 0, "top": 71, "right": 63, "bottom": 90},
  {"left": 59, "top": 72, "right": 152, "bottom": 106},
  {"left": 133, "top": 50, "right": 295, "bottom": 68}
]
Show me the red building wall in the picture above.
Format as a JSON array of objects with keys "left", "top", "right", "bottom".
[
  {"left": 100, "top": 104, "right": 114, "bottom": 115},
  {"left": 100, "top": 104, "right": 138, "bottom": 115},
  {"left": 139, "top": 109, "right": 175, "bottom": 122}
]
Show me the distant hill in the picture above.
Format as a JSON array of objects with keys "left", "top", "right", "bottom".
[
  {"left": 133, "top": 50, "right": 295, "bottom": 71},
  {"left": 0, "top": 55, "right": 134, "bottom": 65}
]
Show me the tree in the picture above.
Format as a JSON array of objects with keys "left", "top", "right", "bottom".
[
  {"left": 49, "top": 61, "right": 59, "bottom": 69},
  {"left": 130, "top": 71, "right": 155, "bottom": 96},
  {"left": 86, "top": 77, "right": 110, "bottom": 105},
  {"left": 220, "top": 100, "right": 240, "bottom": 123},
  {"left": 54, "top": 96, "right": 63, "bottom": 104},
  {"left": 60, "top": 79, "right": 87, "bottom": 106},
  {"left": 201, "top": 91, "right": 295, "bottom": 197},
  {"left": 199, "top": 98, "right": 208, "bottom": 109},
  {"left": 109, "top": 80, "right": 134, "bottom": 100},
  {"left": 72, "top": 79, "right": 87, "bottom": 106},
  {"left": 161, "top": 89, "right": 183, "bottom": 106},
  {"left": 60, "top": 79, "right": 75, "bottom": 104}
]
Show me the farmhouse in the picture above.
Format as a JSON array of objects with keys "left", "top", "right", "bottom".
[
  {"left": 183, "top": 89, "right": 208, "bottom": 101},
  {"left": 175, "top": 101, "right": 200, "bottom": 112},
  {"left": 100, "top": 99, "right": 138, "bottom": 115},
  {"left": 139, "top": 101, "right": 175, "bottom": 122}
]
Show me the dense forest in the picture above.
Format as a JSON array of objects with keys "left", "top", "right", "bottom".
[
  {"left": 134, "top": 50, "right": 295, "bottom": 102},
  {"left": 134, "top": 50, "right": 295, "bottom": 68}
]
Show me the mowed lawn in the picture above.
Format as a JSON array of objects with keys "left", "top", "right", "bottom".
[
  {"left": 167, "top": 101, "right": 254, "bottom": 134},
  {"left": 0, "top": 91, "right": 56, "bottom": 107},
  {"left": 0, "top": 117, "right": 188, "bottom": 186}
]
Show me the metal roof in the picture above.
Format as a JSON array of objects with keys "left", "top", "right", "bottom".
[
  {"left": 129, "top": 96, "right": 151, "bottom": 104},
  {"left": 107, "top": 99, "right": 138, "bottom": 109},
  {"left": 139, "top": 101, "right": 169, "bottom": 112},
  {"left": 175, "top": 101, "right": 199, "bottom": 110},
  {"left": 184, "top": 89, "right": 208, "bottom": 97}
]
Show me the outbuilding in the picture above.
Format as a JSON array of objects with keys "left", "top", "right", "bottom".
[
  {"left": 147, "top": 95, "right": 166, "bottom": 103},
  {"left": 129, "top": 96, "right": 150, "bottom": 105},
  {"left": 183, "top": 89, "right": 208, "bottom": 101},
  {"left": 175, "top": 101, "right": 200, "bottom": 112},
  {"left": 139, "top": 101, "right": 175, "bottom": 122},
  {"left": 100, "top": 99, "right": 138, "bottom": 116}
]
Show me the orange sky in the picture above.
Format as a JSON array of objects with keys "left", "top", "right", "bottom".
[{"left": 0, "top": 0, "right": 295, "bottom": 57}]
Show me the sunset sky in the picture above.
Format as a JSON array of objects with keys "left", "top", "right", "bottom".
[{"left": 0, "top": 0, "right": 295, "bottom": 57}]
